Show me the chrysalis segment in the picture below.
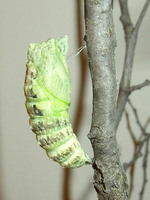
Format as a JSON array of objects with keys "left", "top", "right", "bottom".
[{"left": 24, "top": 36, "right": 91, "bottom": 168}]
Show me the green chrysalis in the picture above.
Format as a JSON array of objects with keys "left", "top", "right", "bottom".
[{"left": 24, "top": 36, "right": 91, "bottom": 168}]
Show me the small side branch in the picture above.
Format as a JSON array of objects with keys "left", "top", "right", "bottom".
[
  {"left": 130, "top": 79, "right": 150, "bottom": 92},
  {"left": 139, "top": 139, "right": 150, "bottom": 200},
  {"left": 123, "top": 135, "right": 150, "bottom": 171},
  {"left": 124, "top": 101, "right": 150, "bottom": 198},
  {"left": 125, "top": 110, "right": 137, "bottom": 145},
  {"left": 124, "top": 110, "right": 139, "bottom": 197},
  {"left": 128, "top": 100, "right": 145, "bottom": 134},
  {"left": 135, "top": 0, "right": 150, "bottom": 32}
]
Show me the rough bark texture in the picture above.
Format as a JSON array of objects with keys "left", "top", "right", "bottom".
[{"left": 84, "top": 0, "right": 128, "bottom": 199}]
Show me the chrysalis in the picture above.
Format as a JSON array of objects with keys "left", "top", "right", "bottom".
[{"left": 24, "top": 36, "right": 91, "bottom": 168}]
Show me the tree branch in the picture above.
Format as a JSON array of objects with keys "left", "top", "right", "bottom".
[
  {"left": 124, "top": 100, "right": 150, "bottom": 173},
  {"left": 135, "top": 0, "right": 150, "bottom": 32},
  {"left": 123, "top": 135, "right": 150, "bottom": 171},
  {"left": 125, "top": 110, "right": 139, "bottom": 197},
  {"left": 144, "top": 118, "right": 150, "bottom": 129},
  {"left": 116, "top": 1, "right": 137, "bottom": 128},
  {"left": 128, "top": 100, "right": 150, "bottom": 200},
  {"left": 139, "top": 139, "right": 150, "bottom": 200},
  {"left": 118, "top": 0, "right": 133, "bottom": 37},
  {"left": 130, "top": 79, "right": 150, "bottom": 92},
  {"left": 125, "top": 110, "right": 138, "bottom": 145},
  {"left": 128, "top": 100, "right": 145, "bottom": 134},
  {"left": 62, "top": 169, "right": 72, "bottom": 200},
  {"left": 84, "top": 0, "right": 128, "bottom": 199},
  {"left": 124, "top": 97, "right": 150, "bottom": 198},
  {"left": 116, "top": 0, "right": 150, "bottom": 128}
]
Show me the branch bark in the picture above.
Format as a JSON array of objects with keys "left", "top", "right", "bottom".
[{"left": 84, "top": 1, "right": 128, "bottom": 199}]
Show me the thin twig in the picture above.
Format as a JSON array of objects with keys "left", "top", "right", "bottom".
[
  {"left": 124, "top": 107, "right": 150, "bottom": 198},
  {"left": 116, "top": 0, "right": 136, "bottom": 128},
  {"left": 125, "top": 111, "right": 138, "bottom": 197},
  {"left": 125, "top": 110, "right": 138, "bottom": 144},
  {"left": 124, "top": 100, "right": 150, "bottom": 171},
  {"left": 128, "top": 100, "right": 145, "bottom": 134},
  {"left": 119, "top": 0, "right": 133, "bottom": 36},
  {"left": 62, "top": 169, "right": 72, "bottom": 200},
  {"left": 124, "top": 135, "right": 150, "bottom": 171},
  {"left": 130, "top": 79, "right": 150, "bottom": 92},
  {"left": 135, "top": 0, "right": 150, "bottom": 32},
  {"left": 139, "top": 139, "right": 150, "bottom": 200},
  {"left": 144, "top": 118, "right": 150, "bottom": 129}
]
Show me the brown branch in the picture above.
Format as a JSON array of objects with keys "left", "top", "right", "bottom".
[
  {"left": 130, "top": 79, "right": 150, "bottom": 92},
  {"left": 135, "top": 0, "right": 150, "bottom": 32},
  {"left": 62, "top": 169, "right": 72, "bottom": 200},
  {"left": 140, "top": 140, "right": 149, "bottom": 200},
  {"left": 62, "top": 1, "right": 88, "bottom": 200},
  {"left": 73, "top": 1, "right": 88, "bottom": 135},
  {"left": 139, "top": 139, "right": 150, "bottom": 200}
]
